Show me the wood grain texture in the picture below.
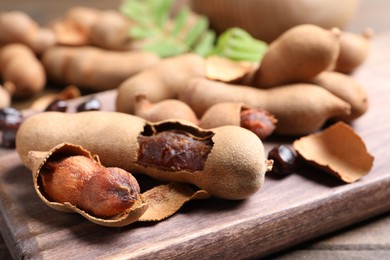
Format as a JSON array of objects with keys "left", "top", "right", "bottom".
[{"left": 0, "top": 30, "right": 389, "bottom": 260}]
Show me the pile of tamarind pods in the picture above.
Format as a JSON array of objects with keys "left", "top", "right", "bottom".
[{"left": 0, "top": 6, "right": 375, "bottom": 226}]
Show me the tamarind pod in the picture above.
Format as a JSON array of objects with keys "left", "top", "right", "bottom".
[
  {"left": 310, "top": 71, "right": 369, "bottom": 121},
  {"left": 0, "top": 44, "right": 46, "bottom": 98},
  {"left": 89, "top": 11, "right": 133, "bottom": 51},
  {"left": 181, "top": 78, "right": 351, "bottom": 136},
  {"left": 16, "top": 111, "right": 271, "bottom": 200},
  {"left": 199, "top": 102, "right": 276, "bottom": 140},
  {"left": 50, "top": 7, "right": 133, "bottom": 50},
  {"left": 41, "top": 46, "right": 160, "bottom": 91},
  {"left": 0, "top": 11, "right": 56, "bottom": 54},
  {"left": 49, "top": 6, "right": 101, "bottom": 46},
  {"left": 116, "top": 54, "right": 206, "bottom": 114},
  {"left": 334, "top": 28, "right": 373, "bottom": 74},
  {"left": 253, "top": 24, "right": 340, "bottom": 88},
  {"left": 29, "top": 143, "right": 147, "bottom": 227},
  {"left": 134, "top": 94, "right": 199, "bottom": 125}
]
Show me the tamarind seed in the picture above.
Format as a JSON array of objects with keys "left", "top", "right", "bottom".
[
  {"left": 77, "top": 97, "right": 102, "bottom": 112},
  {"left": 0, "top": 107, "right": 22, "bottom": 130},
  {"left": 2, "top": 122, "right": 21, "bottom": 148},
  {"left": 45, "top": 99, "right": 68, "bottom": 112},
  {"left": 0, "top": 107, "right": 23, "bottom": 148},
  {"left": 267, "top": 145, "right": 298, "bottom": 176}
]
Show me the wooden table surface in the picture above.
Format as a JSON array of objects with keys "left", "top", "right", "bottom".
[{"left": 1, "top": 0, "right": 390, "bottom": 259}]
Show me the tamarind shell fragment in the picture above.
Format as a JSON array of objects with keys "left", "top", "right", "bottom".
[
  {"left": 293, "top": 122, "right": 374, "bottom": 183},
  {"left": 17, "top": 111, "right": 270, "bottom": 200},
  {"left": 28, "top": 143, "right": 148, "bottom": 227}
]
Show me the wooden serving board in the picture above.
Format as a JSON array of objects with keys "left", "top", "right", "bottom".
[{"left": 1, "top": 32, "right": 390, "bottom": 260}]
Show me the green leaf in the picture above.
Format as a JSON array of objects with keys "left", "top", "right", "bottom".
[
  {"left": 184, "top": 16, "right": 209, "bottom": 47},
  {"left": 130, "top": 26, "right": 158, "bottom": 39},
  {"left": 154, "top": 0, "right": 174, "bottom": 26},
  {"left": 143, "top": 41, "right": 188, "bottom": 58},
  {"left": 171, "top": 7, "right": 189, "bottom": 37},
  {"left": 193, "top": 30, "right": 216, "bottom": 57},
  {"left": 120, "top": 1, "right": 267, "bottom": 62},
  {"left": 211, "top": 27, "right": 268, "bottom": 62}
]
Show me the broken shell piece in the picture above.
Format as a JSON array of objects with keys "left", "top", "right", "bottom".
[
  {"left": 139, "top": 182, "right": 210, "bottom": 221},
  {"left": 205, "top": 55, "right": 258, "bottom": 83},
  {"left": 28, "top": 143, "right": 148, "bottom": 227},
  {"left": 293, "top": 122, "right": 374, "bottom": 183}
]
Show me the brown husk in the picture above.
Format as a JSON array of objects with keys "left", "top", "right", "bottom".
[
  {"left": 293, "top": 122, "right": 374, "bottom": 183},
  {"left": 139, "top": 182, "right": 210, "bottom": 221},
  {"left": 28, "top": 143, "right": 148, "bottom": 227},
  {"left": 205, "top": 55, "right": 258, "bottom": 83}
]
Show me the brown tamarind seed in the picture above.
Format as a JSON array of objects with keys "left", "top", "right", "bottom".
[
  {"left": 0, "top": 107, "right": 22, "bottom": 129},
  {"left": 267, "top": 145, "right": 298, "bottom": 176},
  {"left": 77, "top": 97, "right": 102, "bottom": 112},
  {"left": 0, "top": 107, "right": 23, "bottom": 148},
  {"left": 45, "top": 99, "right": 68, "bottom": 112}
]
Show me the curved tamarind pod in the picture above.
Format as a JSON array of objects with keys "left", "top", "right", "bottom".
[
  {"left": 310, "top": 71, "right": 369, "bottom": 121},
  {"left": 16, "top": 111, "right": 271, "bottom": 200},
  {"left": 334, "top": 28, "right": 373, "bottom": 74},
  {"left": 116, "top": 54, "right": 206, "bottom": 114},
  {"left": 134, "top": 94, "right": 199, "bottom": 125},
  {"left": 0, "top": 11, "right": 56, "bottom": 54},
  {"left": 252, "top": 24, "right": 340, "bottom": 88},
  {"left": 0, "top": 44, "right": 46, "bottom": 98},
  {"left": 199, "top": 102, "right": 277, "bottom": 140},
  {"left": 41, "top": 46, "right": 160, "bottom": 91},
  {"left": 180, "top": 78, "right": 351, "bottom": 136},
  {"left": 28, "top": 143, "right": 147, "bottom": 227},
  {"left": 49, "top": 6, "right": 101, "bottom": 46}
]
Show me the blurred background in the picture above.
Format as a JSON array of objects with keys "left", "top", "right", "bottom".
[{"left": 0, "top": 0, "right": 388, "bottom": 38}]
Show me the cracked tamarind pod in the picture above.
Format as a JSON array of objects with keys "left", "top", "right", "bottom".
[
  {"left": 180, "top": 78, "right": 351, "bottom": 136},
  {"left": 16, "top": 111, "right": 272, "bottom": 200},
  {"left": 28, "top": 143, "right": 147, "bottom": 227},
  {"left": 199, "top": 102, "right": 277, "bottom": 140}
]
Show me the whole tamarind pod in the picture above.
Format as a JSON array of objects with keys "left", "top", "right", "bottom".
[
  {"left": 41, "top": 46, "right": 160, "bottom": 91},
  {"left": 0, "top": 43, "right": 46, "bottom": 98},
  {"left": 49, "top": 6, "right": 102, "bottom": 46},
  {"left": 29, "top": 143, "right": 147, "bottom": 227},
  {"left": 199, "top": 102, "right": 277, "bottom": 140},
  {"left": 253, "top": 24, "right": 340, "bottom": 88},
  {"left": 116, "top": 54, "right": 206, "bottom": 114},
  {"left": 180, "top": 78, "right": 351, "bottom": 136},
  {"left": 16, "top": 111, "right": 271, "bottom": 200},
  {"left": 310, "top": 71, "right": 369, "bottom": 121},
  {"left": 89, "top": 10, "right": 133, "bottom": 51},
  {"left": 0, "top": 11, "right": 56, "bottom": 54},
  {"left": 334, "top": 28, "right": 373, "bottom": 74},
  {"left": 134, "top": 94, "right": 199, "bottom": 124}
]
